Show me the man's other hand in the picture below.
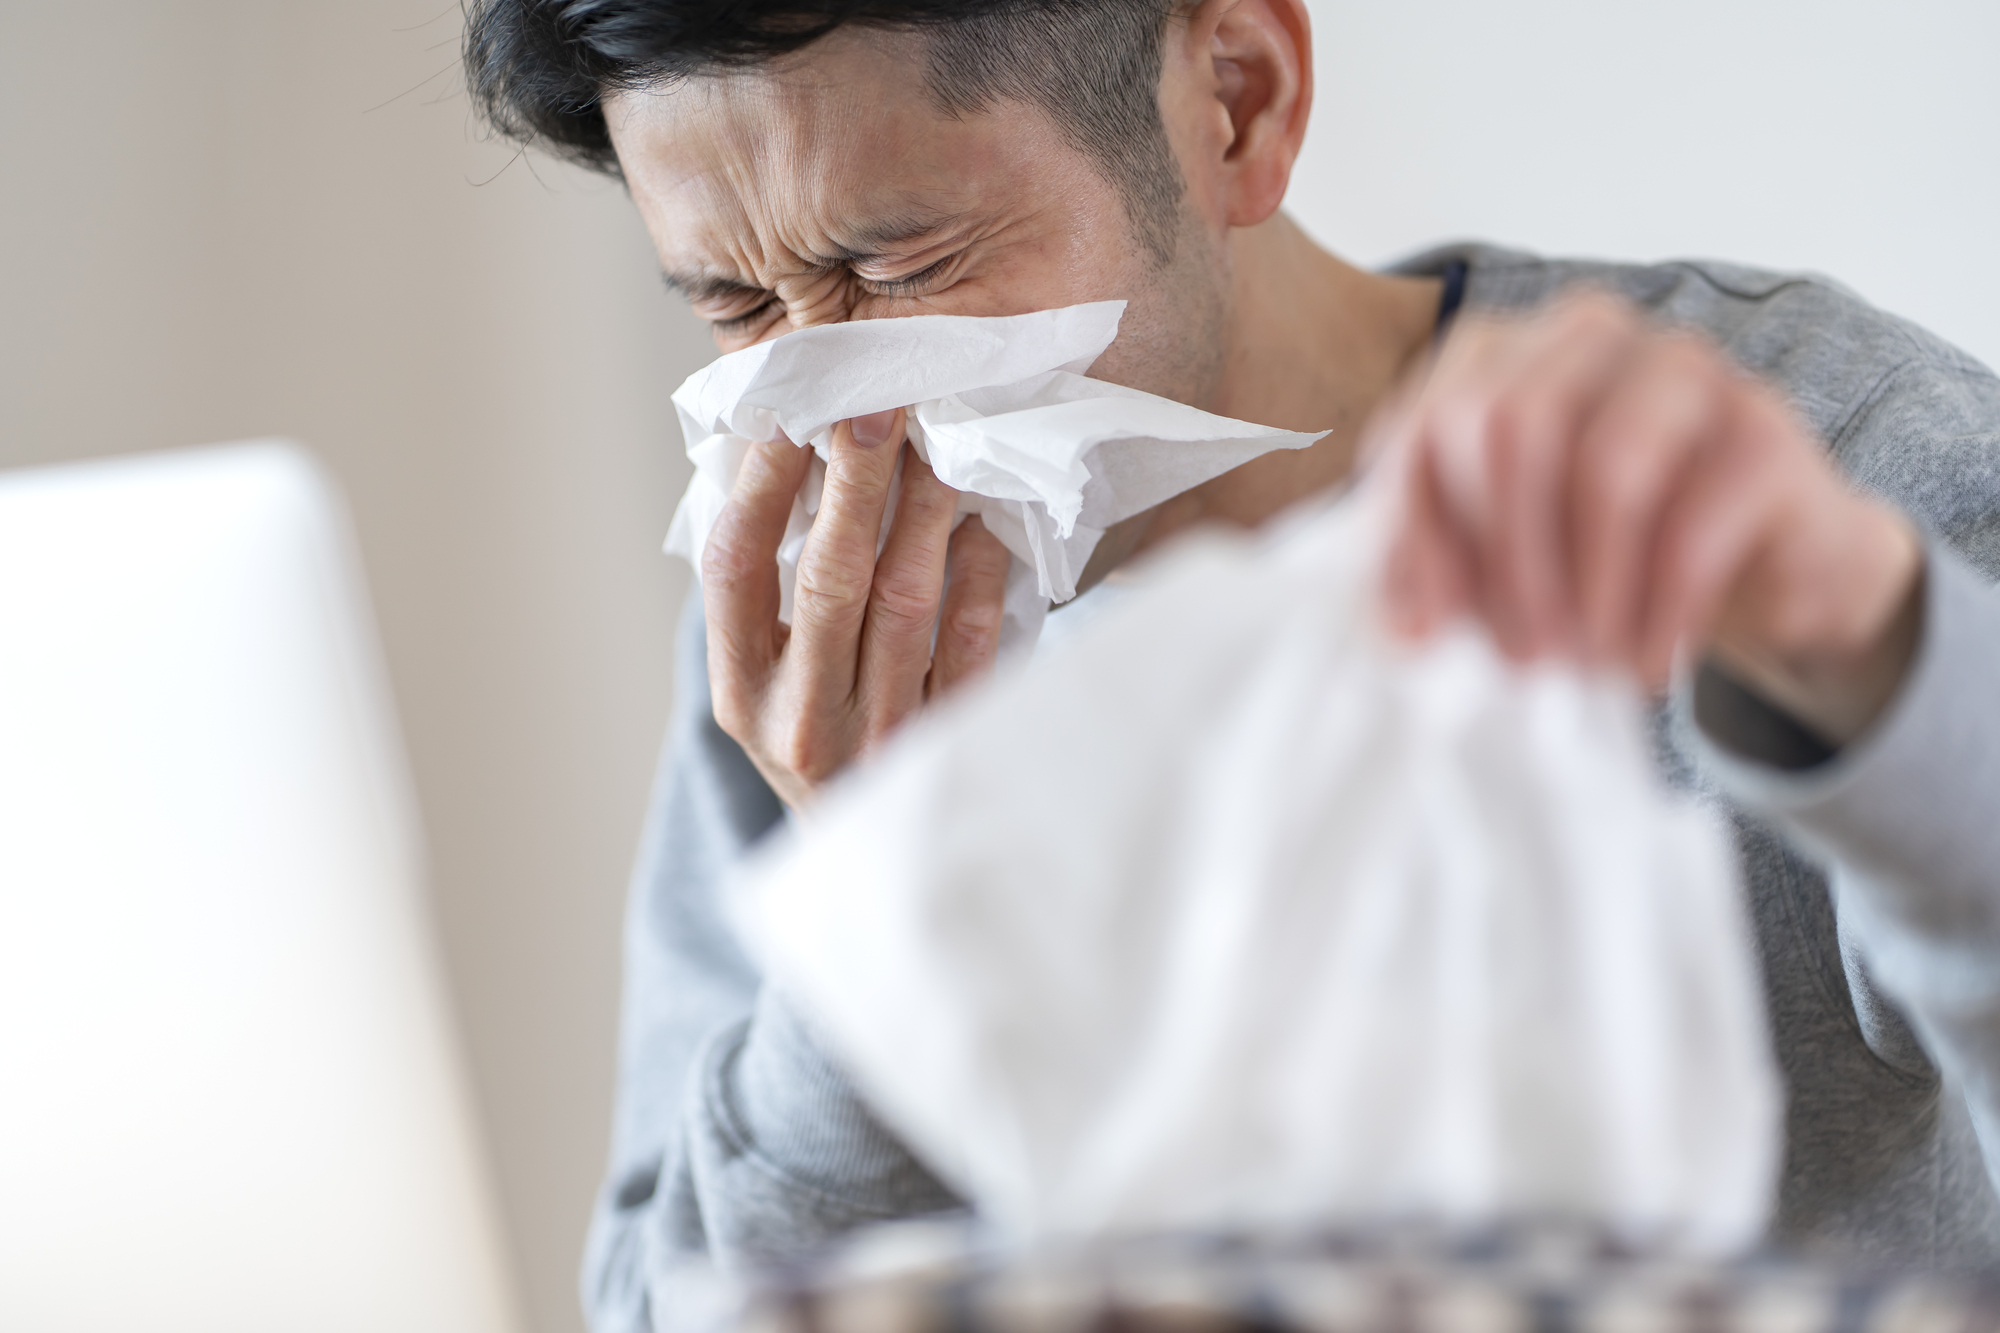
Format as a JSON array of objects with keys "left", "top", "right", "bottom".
[
  {"left": 1369, "top": 291, "right": 1925, "bottom": 746},
  {"left": 702, "top": 408, "right": 1014, "bottom": 806}
]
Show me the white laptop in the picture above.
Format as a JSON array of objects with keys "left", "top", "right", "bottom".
[{"left": 0, "top": 444, "right": 523, "bottom": 1333}]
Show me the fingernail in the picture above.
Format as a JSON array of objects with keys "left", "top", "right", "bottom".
[{"left": 851, "top": 409, "right": 898, "bottom": 448}]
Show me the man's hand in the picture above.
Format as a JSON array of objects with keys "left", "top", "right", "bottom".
[
  {"left": 1369, "top": 291, "right": 1925, "bottom": 746},
  {"left": 702, "top": 407, "right": 1014, "bottom": 806}
]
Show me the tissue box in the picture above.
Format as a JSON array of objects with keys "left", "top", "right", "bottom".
[{"left": 738, "top": 1223, "right": 2000, "bottom": 1333}]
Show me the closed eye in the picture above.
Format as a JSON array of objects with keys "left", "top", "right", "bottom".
[
  {"left": 859, "top": 255, "right": 956, "bottom": 297},
  {"left": 709, "top": 298, "right": 779, "bottom": 334}
]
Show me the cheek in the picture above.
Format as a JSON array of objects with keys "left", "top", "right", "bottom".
[
  {"left": 1005, "top": 193, "right": 1151, "bottom": 303},
  {"left": 714, "top": 312, "right": 800, "bottom": 354},
  {"left": 1081, "top": 266, "right": 1228, "bottom": 406}
]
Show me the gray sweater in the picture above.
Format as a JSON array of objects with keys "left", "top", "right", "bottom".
[{"left": 581, "top": 245, "right": 2000, "bottom": 1332}]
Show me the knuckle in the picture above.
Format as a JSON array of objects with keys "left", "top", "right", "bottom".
[
  {"left": 1484, "top": 394, "right": 1553, "bottom": 476},
  {"left": 899, "top": 448, "right": 943, "bottom": 488},
  {"left": 962, "top": 518, "right": 1011, "bottom": 558},
  {"left": 774, "top": 720, "right": 837, "bottom": 785},
  {"left": 826, "top": 437, "right": 897, "bottom": 490},
  {"left": 1592, "top": 458, "right": 1654, "bottom": 524},
  {"left": 942, "top": 595, "right": 1005, "bottom": 652},
  {"left": 714, "top": 704, "right": 753, "bottom": 749},
  {"left": 1434, "top": 388, "right": 1491, "bottom": 445},
  {"left": 1647, "top": 333, "right": 1720, "bottom": 389},
  {"left": 1738, "top": 380, "right": 1792, "bottom": 435},
  {"left": 869, "top": 576, "right": 940, "bottom": 640},
  {"left": 729, "top": 439, "right": 809, "bottom": 510},
  {"left": 707, "top": 679, "right": 755, "bottom": 744},
  {"left": 1437, "top": 390, "right": 1505, "bottom": 469},
  {"left": 701, "top": 517, "right": 767, "bottom": 593},
  {"left": 968, "top": 546, "right": 1013, "bottom": 584},
  {"left": 792, "top": 551, "right": 874, "bottom": 614},
  {"left": 1438, "top": 315, "right": 1497, "bottom": 366},
  {"left": 1559, "top": 288, "right": 1637, "bottom": 338},
  {"left": 902, "top": 471, "right": 959, "bottom": 522},
  {"left": 949, "top": 520, "right": 1012, "bottom": 579},
  {"left": 736, "top": 436, "right": 796, "bottom": 489}
]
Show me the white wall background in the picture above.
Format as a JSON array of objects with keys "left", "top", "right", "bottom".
[
  {"left": 1, "top": 4, "right": 1993, "bottom": 1333},
  {"left": 1297, "top": 0, "right": 2000, "bottom": 370}
]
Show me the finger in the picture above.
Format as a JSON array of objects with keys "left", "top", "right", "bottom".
[
  {"left": 1367, "top": 382, "right": 1453, "bottom": 637},
  {"left": 788, "top": 407, "right": 906, "bottom": 704},
  {"left": 1569, "top": 333, "right": 1729, "bottom": 667},
  {"left": 1634, "top": 390, "right": 1792, "bottom": 686},
  {"left": 1479, "top": 295, "right": 1643, "bottom": 658},
  {"left": 1383, "top": 443, "right": 1476, "bottom": 639},
  {"left": 857, "top": 447, "right": 959, "bottom": 728},
  {"left": 1419, "top": 317, "right": 1555, "bottom": 655},
  {"left": 702, "top": 433, "right": 813, "bottom": 730},
  {"left": 1418, "top": 317, "right": 1516, "bottom": 530},
  {"left": 1358, "top": 309, "right": 1498, "bottom": 503},
  {"left": 1355, "top": 363, "right": 1428, "bottom": 475},
  {"left": 929, "top": 516, "right": 1012, "bottom": 696}
]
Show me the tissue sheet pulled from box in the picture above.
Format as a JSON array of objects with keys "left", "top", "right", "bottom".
[{"left": 732, "top": 492, "right": 1784, "bottom": 1255}]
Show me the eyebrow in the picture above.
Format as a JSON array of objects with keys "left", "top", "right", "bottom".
[
  {"left": 661, "top": 211, "right": 963, "bottom": 301},
  {"left": 660, "top": 271, "right": 764, "bottom": 303}
]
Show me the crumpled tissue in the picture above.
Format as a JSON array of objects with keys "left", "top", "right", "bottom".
[
  {"left": 663, "top": 302, "right": 1323, "bottom": 651},
  {"left": 729, "top": 490, "right": 1784, "bottom": 1255}
]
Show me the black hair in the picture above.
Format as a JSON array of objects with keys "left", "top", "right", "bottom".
[{"left": 463, "top": 0, "right": 1188, "bottom": 260}]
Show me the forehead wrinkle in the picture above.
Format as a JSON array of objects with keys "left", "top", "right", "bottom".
[
  {"left": 729, "top": 60, "right": 966, "bottom": 261},
  {"left": 697, "top": 93, "right": 862, "bottom": 287},
  {"left": 727, "top": 158, "right": 958, "bottom": 285},
  {"left": 630, "top": 47, "right": 982, "bottom": 300}
]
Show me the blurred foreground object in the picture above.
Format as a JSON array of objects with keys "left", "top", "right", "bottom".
[
  {"left": 735, "top": 493, "right": 1782, "bottom": 1254},
  {"left": 733, "top": 1222, "right": 2000, "bottom": 1333},
  {"left": 0, "top": 445, "right": 523, "bottom": 1333}
]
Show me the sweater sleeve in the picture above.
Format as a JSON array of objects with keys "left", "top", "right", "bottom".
[
  {"left": 1687, "top": 344, "right": 2000, "bottom": 1189},
  {"left": 581, "top": 595, "right": 961, "bottom": 1333}
]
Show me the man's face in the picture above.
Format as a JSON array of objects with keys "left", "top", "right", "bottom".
[{"left": 604, "top": 28, "right": 1230, "bottom": 407}]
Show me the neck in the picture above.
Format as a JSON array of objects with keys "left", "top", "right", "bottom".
[
  {"left": 1094, "top": 215, "right": 1441, "bottom": 581},
  {"left": 1210, "top": 213, "right": 1440, "bottom": 438}
]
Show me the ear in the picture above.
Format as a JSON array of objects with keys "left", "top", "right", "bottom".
[{"left": 1176, "top": 0, "right": 1313, "bottom": 229}]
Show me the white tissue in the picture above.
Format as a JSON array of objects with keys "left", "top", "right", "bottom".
[
  {"left": 731, "top": 491, "right": 1784, "bottom": 1255},
  {"left": 664, "top": 303, "right": 1323, "bottom": 652}
]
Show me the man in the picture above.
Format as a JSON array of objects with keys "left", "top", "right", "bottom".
[{"left": 462, "top": 2, "right": 2000, "bottom": 1329}]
